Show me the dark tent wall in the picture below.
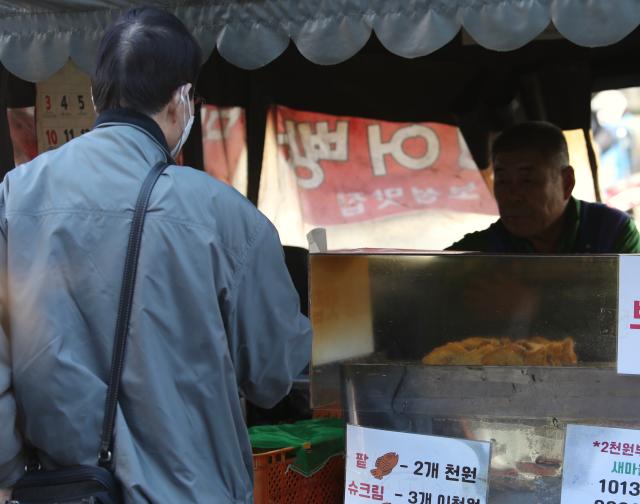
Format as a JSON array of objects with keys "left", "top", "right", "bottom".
[{"left": 195, "top": 27, "right": 640, "bottom": 202}]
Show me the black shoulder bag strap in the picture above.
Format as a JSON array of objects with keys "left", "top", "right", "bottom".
[{"left": 98, "top": 160, "right": 169, "bottom": 469}]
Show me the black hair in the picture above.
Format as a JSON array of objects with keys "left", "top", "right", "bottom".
[
  {"left": 492, "top": 121, "right": 570, "bottom": 166},
  {"left": 91, "top": 7, "right": 202, "bottom": 115}
]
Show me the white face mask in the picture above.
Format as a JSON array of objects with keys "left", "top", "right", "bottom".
[{"left": 171, "top": 84, "right": 194, "bottom": 158}]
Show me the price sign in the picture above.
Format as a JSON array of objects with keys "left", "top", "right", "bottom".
[
  {"left": 562, "top": 424, "right": 640, "bottom": 504},
  {"left": 36, "top": 60, "right": 96, "bottom": 154},
  {"left": 345, "top": 424, "right": 490, "bottom": 504},
  {"left": 617, "top": 256, "right": 640, "bottom": 375}
]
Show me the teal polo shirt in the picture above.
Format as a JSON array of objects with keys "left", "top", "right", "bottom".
[{"left": 448, "top": 197, "right": 640, "bottom": 253}]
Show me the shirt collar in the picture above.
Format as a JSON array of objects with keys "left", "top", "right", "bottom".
[
  {"left": 555, "top": 197, "right": 580, "bottom": 253},
  {"left": 93, "top": 108, "right": 173, "bottom": 161}
]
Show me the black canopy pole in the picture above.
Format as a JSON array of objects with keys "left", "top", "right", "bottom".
[
  {"left": 583, "top": 127, "right": 602, "bottom": 203},
  {"left": 0, "top": 64, "right": 15, "bottom": 178},
  {"left": 245, "top": 76, "right": 268, "bottom": 206}
]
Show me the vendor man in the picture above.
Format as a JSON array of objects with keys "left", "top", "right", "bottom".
[{"left": 448, "top": 121, "right": 640, "bottom": 253}]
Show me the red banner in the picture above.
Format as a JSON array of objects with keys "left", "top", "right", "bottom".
[
  {"left": 8, "top": 108, "right": 37, "bottom": 165},
  {"left": 202, "top": 105, "right": 246, "bottom": 190},
  {"left": 275, "top": 107, "right": 497, "bottom": 225}
]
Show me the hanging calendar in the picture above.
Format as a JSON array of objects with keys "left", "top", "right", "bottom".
[{"left": 36, "top": 60, "right": 96, "bottom": 153}]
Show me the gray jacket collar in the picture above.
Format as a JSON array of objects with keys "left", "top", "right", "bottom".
[{"left": 94, "top": 108, "right": 174, "bottom": 162}]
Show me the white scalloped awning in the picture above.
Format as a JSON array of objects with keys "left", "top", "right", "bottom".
[{"left": 1, "top": 0, "right": 640, "bottom": 82}]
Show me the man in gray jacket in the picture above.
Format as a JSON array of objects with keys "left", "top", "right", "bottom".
[{"left": 0, "top": 7, "right": 311, "bottom": 503}]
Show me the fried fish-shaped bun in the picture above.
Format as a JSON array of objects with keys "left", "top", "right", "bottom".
[
  {"left": 370, "top": 452, "right": 399, "bottom": 480},
  {"left": 422, "top": 336, "right": 578, "bottom": 366}
]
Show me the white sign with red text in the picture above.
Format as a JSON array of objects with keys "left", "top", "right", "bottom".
[
  {"left": 617, "top": 256, "right": 640, "bottom": 375},
  {"left": 561, "top": 424, "right": 640, "bottom": 503},
  {"left": 345, "top": 424, "right": 490, "bottom": 504}
]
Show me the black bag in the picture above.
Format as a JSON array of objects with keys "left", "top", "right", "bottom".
[
  {"left": 10, "top": 465, "right": 120, "bottom": 503},
  {"left": 8, "top": 161, "right": 169, "bottom": 504}
]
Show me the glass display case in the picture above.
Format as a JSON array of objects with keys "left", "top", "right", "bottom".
[{"left": 309, "top": 252, "right": 640, "bottom": 503}]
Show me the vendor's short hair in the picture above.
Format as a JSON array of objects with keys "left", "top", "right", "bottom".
[
  {"left": 92, "top": 7, "right": 201, "bottom": 115},
  {"left": 491, "top": 121, "right": 570, "bottom": 166}
]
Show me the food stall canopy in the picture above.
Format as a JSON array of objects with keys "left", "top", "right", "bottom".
[
  {"left": 1, "top": 0, "right": 640, "bottom": 82},
  {"left": 3, "top": 0, "right": 640, "bottom": 201}
]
